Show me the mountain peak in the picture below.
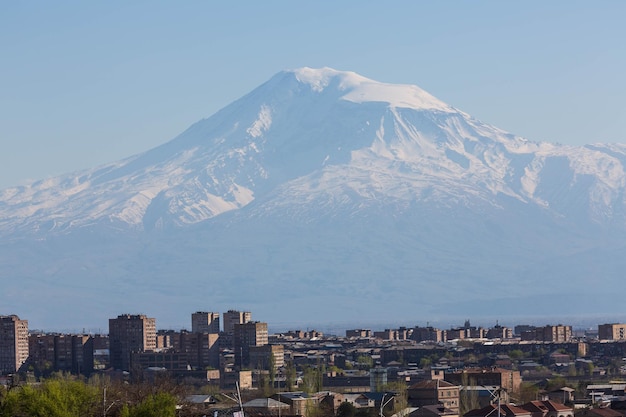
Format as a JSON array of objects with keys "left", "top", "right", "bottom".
[{"left": 286, "top": 67, "right": 453, "bottom": 112}]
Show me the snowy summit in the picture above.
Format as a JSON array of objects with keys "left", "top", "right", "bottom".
[{"left": 292, "top": 67, "right": 454, "bottom": 112}]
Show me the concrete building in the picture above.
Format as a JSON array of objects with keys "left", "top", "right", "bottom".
[
  {"left": 520, "top": 325, "right": 572, "bottom": 342},
  {"left": 109, "top": 314, "right": 156, "bottom": 371},
  {"left": 249, "top": 344, "right": 284, "bottom": 371},
  {"left": 486, "top": 325, "right": 513, "bottom": 340},
  {"left": 408, "top": 379, "right": 460, "bottom": 413},
  {"left": 346, "top": 329, "right": 372, "bottom": 338},
  {"left": 412, "top": 327, "right": 446, "bottom": 343},
  {"left": 446, "top": 368, "right": 521, "bottom": 397},
  {"left": 191, "top": 311, "right": 220, "bottom": 334},
  {"left": 180, "top": 331, "right": 220, "bottom": 370},
  {"left": 598, "top": 323, "right": 626, "bottom": 341},
  {"left": 234, "top": 321, "right": 268, "bottom": 368},
  {"left": 223, "top": 310, "right": 252, "bottom": 337},
  {"left": 0, "top": 315, "right": 28, "bottom": 374}
]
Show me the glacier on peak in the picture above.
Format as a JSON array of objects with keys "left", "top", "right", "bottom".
[{"left": 288, "top": 66, "right": 453, "bottom": 112}]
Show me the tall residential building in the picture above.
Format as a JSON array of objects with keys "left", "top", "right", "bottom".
[
  {"left": 540, "top": 325, "right": 572, "bottom": 342},
  {"left": 109, "top": 314, "right": 156, "bottom": 371},
  {"left": 233, "top": 321, "right": 268, "bottom": 368},
  {"left": 191, "top": 311, "right": 220, "bottom": 334},
  {"left": 599, "top": 323, "right": 626, "bottom": 340},
  {"left": 0, "top": 315, "right": 29, "bottom": 374},
  {"left": 411, "top": 326, "right": 445, "bottom": 343},
  {"left": 249, "top": 344, "right": 284, "bottom": 371},
  {"left": 223, "top": 310, "right": 252, "bottom": 336}
]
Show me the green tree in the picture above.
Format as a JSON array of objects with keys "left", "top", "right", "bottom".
[
  {"left": 119, "top": 392, "right": 177, "bottom": 417},
  {"left": 459, "top": 375, "right": 480, "bottom": 416},
  {"left": 356, "top": 355, "right": 373, "bottom": 369},
  {"left": 285, "top": 362, "right": 297, "bottom": 391},
  {"left": 384, "top": 382, "right": 408, "bottom": 417},
  {"left": 301, "top": 366, "right": 320, "bottom": 394},
  {"left": 545, "top": 376, "right": 567, "bottom": 392},
  {"left": 517, "top": 382, "right": 540, "bottom": 403},
  {"left": 337, "top": 402, "right": 356, "bottom": 417},
  {"left": 0, "top": 377, "right": 99, "bottom": 417}
]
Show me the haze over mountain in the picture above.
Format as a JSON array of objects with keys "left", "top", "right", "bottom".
[{"left": 2, "top": 67, "right": 626, "bottom": 331}]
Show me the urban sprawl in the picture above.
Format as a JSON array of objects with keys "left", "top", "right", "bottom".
[{"left": 2, "top": 312, "right": 626, "bottom": 417}]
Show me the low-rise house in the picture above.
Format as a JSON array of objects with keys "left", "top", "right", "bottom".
[
  {"left": 545, "top": 388, "right": 574, "bottom": 404},
  {"left": 411, "top": 404, "right": 458, "bottom": 417},
  {"left": 242, "top": 398, "right": 290, "bottom": 417},
  {"left": 408, "top": 379, "right": 460, "bottom": 413}
]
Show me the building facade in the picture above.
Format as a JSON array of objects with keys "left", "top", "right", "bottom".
[
  {"left": 191, "top": 312, "right": 220, "bottom": 334},
  {"left": 109, "top": 314, "right": 156, "bottom": 371},
  {"left": 0, "top": 315, "right": 29, "bottom": 374},
  {"left": 598, "top": 324, "right": 626, "bottom": 341},
  {"left": 223, "top": 310, "right": 252, "bottom": 336},
  {"left": 234, "top": 321, "right": 268, "bottom": 368},
  {"left": 408, "top": 379, "right": 460, "bottom": 413}
]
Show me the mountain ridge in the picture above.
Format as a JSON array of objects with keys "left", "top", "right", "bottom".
[{"left": 2, "top": 67, "right": 626, "bottom": 329}]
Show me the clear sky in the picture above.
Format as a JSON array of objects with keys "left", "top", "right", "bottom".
[{"left": 1, "top": 1, "right": 625, "bottom": 189}]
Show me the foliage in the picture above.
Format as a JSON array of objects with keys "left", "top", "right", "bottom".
[
  {"left": 0, "top": 376, "right": 99, "bottom": 417},
  {"left": 508, "top": 349, "right": 524, "bottom": 360},
  {"left": 337, "top": 402, "right": 356, "bottom": 417},
  {"left": 285, "top": 362, "right": 297, "bottom": 391},
  {"left": 545, "top": 376, "right": 567, "bottom": 392},
  {"left": 355, "top": 408, "right": 378, "bottom": 417},
  {"left": 356, "top": 355, "right": 373, "bottom": 369},
  {"left": 419, "top": 357, "right": 431, "bottom": 368},
  {"left": 517, "top": 382, "right": 540, "bottom": 403},
  {"left": 459, "top": 374, "right": 480, "bottom": 416},
  {"left": 119, "top": 392, "right": 177, "bottom": 417},
  {"left": 382, "top": 381, "right": 408, "bottom": 416},
  {"left": 301, "top": 365, "right": 323, "bottom": 393}
]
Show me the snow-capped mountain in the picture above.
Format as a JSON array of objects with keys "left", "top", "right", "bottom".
[{"left": 2, "top": 67, "right": 626, "bottom": 330}]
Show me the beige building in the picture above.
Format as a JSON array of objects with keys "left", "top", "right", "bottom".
[
  {"left": 0, "top": 315, "right": 29, "bottom": 374},
  {"left": 180, "top": 331, "right": 220, "bottom": 370},
  {"left": 346, "top": 329, "right": 372, "bottom": 338},
  {"left": 446, "top": 368, "right": 522, "bottom": 397},
  {"left": 408, "top": 379, "right": 460, "bottom": 413},
  {"left": 191, "top": 311, "right": 220, "bottom": 334},
  {"left": 598, "top": 323, "right": 626, "bottom": 340},
  {"left": 223, "top": 310, "right": 252, "bottom": 336},
  {"left": 249, "top": 344, "right": 284, "bottom": 371},
  {"left": 234, "top": 321, "right": 268, "bottom": 368},
  {"left": 109, "top": 314, "right": 156, "bottom": 371}
]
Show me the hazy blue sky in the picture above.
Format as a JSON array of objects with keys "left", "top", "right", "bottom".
[{"left": 1, "top": 1, "right": 625, "bottom": 189}]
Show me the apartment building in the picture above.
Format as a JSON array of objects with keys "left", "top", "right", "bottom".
[
  {"left": 191, "top": 311, "right": 220, "bottom": 334},
  {"left": 249, "top": 344, "right": 284, "bottom": 371},
  {"left": 520, "top": 325, "right": 572, "bottom": 342},
  {"left": 598, "top": 323, "right": 626, "bottom": 341},
  {"left": 109, "top": 314, "right": 156, "bottom": 371},
  {"left": 0, "top": 315, "right": 29, "bottom": 374},
  {"left": 408, "top": 379, "right": 460, "bottom": 413},
  {"left": 234, "top": 321, "right": 268, "bottom": 368},
  {"left": 223, "top": 310, "right": 252, "bottom": 337}
]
